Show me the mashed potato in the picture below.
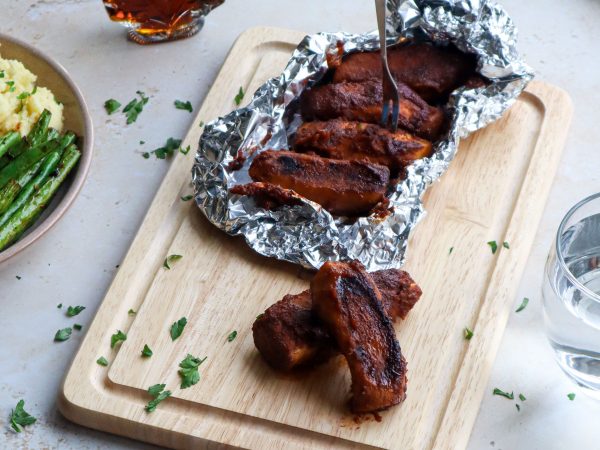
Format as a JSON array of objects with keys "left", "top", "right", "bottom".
[{"left": 0, "top": 54, "right": 64, "bottom": 136}]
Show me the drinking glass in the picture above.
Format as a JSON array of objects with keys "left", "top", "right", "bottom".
[
  {"left": 102, "top": 0, "right": 224, "bottom": 44},
  {"left": 543, "top": 193, "right": 600, "bottom": 397}
]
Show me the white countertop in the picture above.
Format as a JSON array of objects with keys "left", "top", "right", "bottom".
[{"left": 2, "top": 0, "right": 600, "bottom": 448}]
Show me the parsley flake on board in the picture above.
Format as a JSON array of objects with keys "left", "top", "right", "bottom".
[
  {"left": 57, "top": 303, "right": 63, "bottom": 309},
  {"left": 104, "top": 98, "right": 121, "bottom": 115},
  {"left": 181, "top": 195, "right": 194, "bottom": 201},
  {"left": 178, "top": 354, "right": 207, "bottom": 389},
  {"left": 174, "top": 99, "right": 193, "bottom": 113},
  {"left": 66, "top": 305, "right": 86, "bottom": 317},
  {"left": 128, "top": 309, "right": 137, "bottom": 316},
  {"left": 449, "top": 247, "right": 454, "bottom": 255},
  {"left": 234, "top": 86, "right": 245, "bottom": 105},
  {"left": 515, "top": 297, "right": 529, "bottom": 313},
  {"left": 54, "top": 327, "right": 72, "bottom": 342},
  {"left": 110, "top": 330, "right": 127, "bottom": 348},
  {"left": 170, "top": 317, "right": 187, "bottom": 341},
  {"left": 73, "top": 324, "right": 83, "bottom": 331},
  {"left": 163, "top": 254, "right": 183, "bottom": 269},
  {"left": 143, "top": 137, "right": 182, "bottom": 159},
  {"left": 96, "top": 356, "right": 109, "bottom": 366},
  {"left": 493, "top": 388, "right": 514, "bottom": 400},
  {"left": 180, "top": 145, "right": 191, "bottom": 155},
  {"left": 9, "top": 400, "right": 36, "bottom": 433},
  {"left": 141, "top": 344, "right": 153, "bottom": 357},
  {"left": 519, "top": 393, "right": 526, "bottom": 401},
  {"left": 198, "top": 120, "right": 205, "bottom": 128},
  {"left": 487, "top": 241, "right": 498, "bottom": 254},
  {"left": 568, "top": 392, "right": 576, "bottom": 401},
  {"left": 227, "top": 330, "right": 237, "bottom": 342},
  {"left": 123, "top": 90, "right": 149, "bottom": 124},
  {"left": 515, "top": 404, "right": 521, "bottom": 412},
  {"left": 503, "top": 241, "right": 510, "bottom": 249},
  {"left": 463, "top": 327, "right": 474, "bottom": 340},
  {"left": 145, "top": 384, "right": 171, "bottom": 412}
]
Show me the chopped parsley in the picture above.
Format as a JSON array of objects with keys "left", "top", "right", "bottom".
[
  {"left": 463, "top": 327, "right": 474, "bottom": 340},
  {"left": 128, "top": 309, "right": 137, "bottom": 316},
  {"left": 179, "top": 145, "right": 191, "bottom": 155},
  {"left": 227, "top": 330, "right": 237, "bottom": 342},
  {"left": 145, "top": 384, "right": 171, "bottom": 412},
  {"left": 163, "top": 254, "right": 183, "bottom": 269},
  {"left": 178, "top": 354, "right": 207, "bottom": 389},
  {"left": 181, "top": 195, "right": 194, "bottom": 201},
  {"left": 141, "top": 344, "right": 153, "bottom": 357},
  {"left": 123, "top": 90, "right": 149, "bottom": 124},
  {"left": 567, "top": 392, "right": 576, "bottom": 401},
  {"left": 5, "top": 81, "right": 15, "bottom": 93},
  {"left": 503, "top": 241, "right": 510, "bottom": 249},
  {"left": 515, "top": 297, "right": 529, "bottom": 313},
  {"left": 0, "top": 70, "right": 4, "bottom": 78},
  {"left": 110, "top": 330, "right": 127, "bottom": 348},
  {"left": 198, "top": 120, "right": 205, "bottom": 128},
  {"left": 73, "top": 324, "right": 83, "bottom": 331},
  {"left": 16, "top": 275, "right": 21, "bottom": 280},
  {"left": 66, "top": 305, "right": 86, "bottom": 317},
  {"left": 139, "top": 140, "right": 145, "bottom": 145},
  {"left": 519, "top": 393, "right": 526, "bottom": 401},
  {"left": 170, "top": 317, "right": 187, "bottom": 341},
  {"left": 54, "top": 327, "right": 72, "bottom": 342},
  {"left": 57, "top": 303, "right": 63, "bottom": 309},
  {"left": 515, "top": 404, "right": 521, "bottom": 412},
  {"left": 96, "top": 356, "right": 109, "bottom": 366},
  {"left": 174, "top": 99, "right": 193, "bottom": 112},
  {"left": 487, "top": 241, "right": 498, "bottom": 254},
  {"left": 104, "top": 98, "right": 121, "bottom": 115},
  {"left": 492, "top": 388, "right": 514, "bottom": 400},
  {"left": 234, "top": 86, "right": 245, "bottom": 105},
  {"left": 143, "top": 137, "right": 182, "bottom": 159},
  {"left": 9, "top": 400, "right": 36, "bottom": 433},
  {"left": 17, "top": 87, "right": 36, "bottom": 101},
  {"left": 256, "top": 313, "right": 264, "bottom": 320},
  {"left": 449, "top": 247, "right": 454, "bottom": 255}
]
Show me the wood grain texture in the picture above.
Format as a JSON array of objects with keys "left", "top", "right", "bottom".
[{"left": 58, "top": 27, "right": 573, "bottom": 450}]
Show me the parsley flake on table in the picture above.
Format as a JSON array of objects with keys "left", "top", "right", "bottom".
[
  {"left": 503, "top": 241, "right": 510, "bottom": 249},
  {"left": 174, "top": 99, "right": 193, "bottom": 113},
  {"left": 492, "top": 388, "right": 514, "bottom": 400},
  {"left": 463, "top": 327, "right": 474, "bottom": 340},
  {"left": 73, "top": 324, "right": 83, "bottom": 331},
  {"left": 143, "top": 137, "right": 182, "bottom": 159},
  {"left": 54, "top": 327, "right": 72, "bottom": 342},
  {"left": 515, "top": 297, "right": 529, "bottom": 313},
  {"left": 66, "top": 305, "right": 86, "bottom": 317},
  {"left": 145, "top": 384, "right": 171, "bottom": 412},
  {"left": 170, "top": 317, "right": 187, "bottom": 341},
  {"left": 487, "top": 240, "right": 498, "bottom": 254},
  {"left": 181, "top": 195, "right": 194, "bottom": 202},
  {"left": 128, "top": 309, "right": 137, "bottom": 316},
  {"left": 567, "top": 392, "right": 576, "bottom": 401},
  {"left": 178, "top": 354, "right": 207, "bottom": 389},
  {"left": 110, "top": 330, "right": 127, "bottom": 348},
  {"left": 96, "top": 356, "right": 109, "bottom": 366},
  {"left": 123, "top": 90, "right": 149, "bottom": 124},
  {"left": 163, "top": 254, "right": 183, "bottom": 269},
  {"left": 519, "top": 393, "right": 526, "bottom": 401},
  {"left": 141, "top": 344, "right": 153, "bottom": 357},
  {"left": 234, "top": 86, "right": 245, "bottom": 105},
  {"left": 227, "top": 330, "right": 237, "bottom": 342},
  {"left": 9, "top": 400, "right": 36, "bottom": 433},
  {"left": 104, "top": 98, "right": 121, "bottom": 115}
]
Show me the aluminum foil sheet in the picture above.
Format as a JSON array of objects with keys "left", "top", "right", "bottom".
[{"left": 192, "top": 0, "right": 534, "bottom": 271}]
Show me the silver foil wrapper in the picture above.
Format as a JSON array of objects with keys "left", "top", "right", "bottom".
[{"left": 192, "top": 0, "right": 534, "bottom": 270}]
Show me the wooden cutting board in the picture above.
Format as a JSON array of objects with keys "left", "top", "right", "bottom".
[{"left": 58, "top": 27, "right": 573, "bottom": 450}]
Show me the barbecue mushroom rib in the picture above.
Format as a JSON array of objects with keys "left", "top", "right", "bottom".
[
  {"left": 300, "top": 79, "right": 445, "bottom": 141},
  {"left": 294, "top": 119, "right": 433, "bottom": 176},
  {"left": 248, "top": 150, "right": 390, "bottom": 216},
  {"left": 252, "top": 269, "right": 421, "bottom": 371},
  {"left": 332, "top": 42, "right": 479, "bottom": 103},
  {"left": 311, "top": 261, "right": 408, "bottom": 413}
]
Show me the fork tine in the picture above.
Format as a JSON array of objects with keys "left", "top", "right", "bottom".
[
  {"left": 390, "top": 100, "right": 399, "bottom": 132},
  {"left": 380, "top": 101, "right": 390, "bottom": 128}
]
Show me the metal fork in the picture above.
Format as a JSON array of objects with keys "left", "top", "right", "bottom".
[{"left": 375, "top": 0, "right": 399, "bottom": 131}]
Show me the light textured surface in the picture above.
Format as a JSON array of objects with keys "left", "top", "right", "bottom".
[{"left": 0, "top": 1, "right": 598, "bottom": 449}]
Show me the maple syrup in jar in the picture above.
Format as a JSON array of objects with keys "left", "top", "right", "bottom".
[{"left": 103, "top": 0, "right": 224, "bottom": 44}]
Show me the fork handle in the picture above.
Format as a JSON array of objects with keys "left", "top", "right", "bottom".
[{"left": 375, "top": 0, "right": 389, "bottom": 68}]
